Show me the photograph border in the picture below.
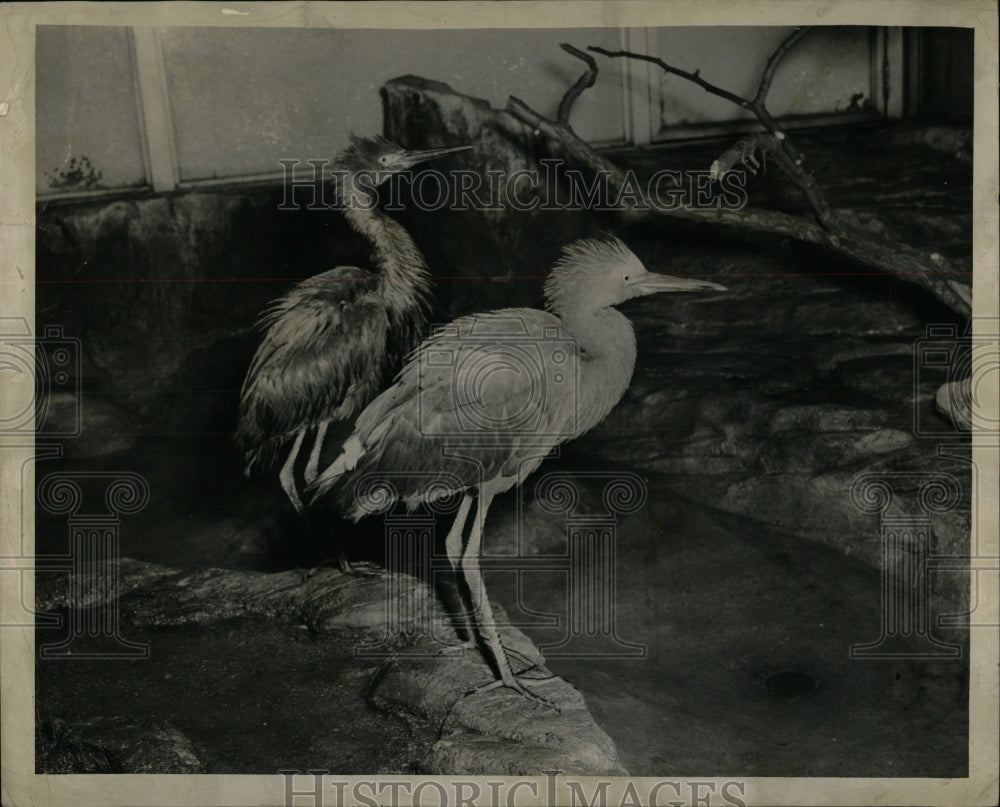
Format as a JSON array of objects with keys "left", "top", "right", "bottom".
[{"left": 2, "top": 2, "right": 997, "bottom": 805}]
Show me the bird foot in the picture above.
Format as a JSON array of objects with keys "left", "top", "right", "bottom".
[
  {"left": 504, "top": 646, "right": 548, "bottom": 671},
  {"left": 436, "top": 635, "right": 546, "bottom": 672},
  {"left": 339, "top": 558, "right": 382, "bottom": 577},
  {"left": 302, "top": 562, "right": 333, "bottom": 581},
  {"left": 303, "top": 556, "right": 381, "bottom": 579},
  {"left": 464, "top": 664, "right": 561, "bottom": 712},
  {"left": 336, "top": 553, "right": 355, "bottom": 575}
]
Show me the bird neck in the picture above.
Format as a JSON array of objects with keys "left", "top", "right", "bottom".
[
  {"left": 343, "top": 205, "right": 431, "bottom": 316},
  {"left": 562, "top": 308, "right": 638, "bottom": 427},
  {"left": 557, "top": 304, "right": 635, "bottom": 356}
]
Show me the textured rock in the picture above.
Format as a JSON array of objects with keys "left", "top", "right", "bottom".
[
  {"left": 40, "top": 392, "right": 137, "bottom": 457},
  {"left": 935, "top": 378, "right": 972, "bottom": 431},
  {"left": 36, "top": 558, "right": 625, "bottom": 775},
  {"left": 884, "top": 123, "right": 973, "bottom": 163},
  {"left": 36, "top": 188, "right": 369, "bottom": 438},
  {"left": 574, "top": 305, "right": 970, "bottom": 618},
  {"left": 37, "top": 717, "right": 205, "bottom": 774}
]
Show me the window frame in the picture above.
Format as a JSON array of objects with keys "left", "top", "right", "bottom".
[{"left": 36, "top": 26, "right": 906, "bottom": 202}]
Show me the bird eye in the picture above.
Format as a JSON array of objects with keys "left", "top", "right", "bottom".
[{"left": 623, "top": 274, "right": 631, "bottom": 282}]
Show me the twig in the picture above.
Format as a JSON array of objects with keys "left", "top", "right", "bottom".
[
  {"left": 587, "top": 46, "right": 752, "bottom": 110},
  {"left": 754, "top": 27, "right": 810, "bottom": 109},
  {"left": 556, "top": 44, "right": 598, "bottom": 128},
  {"left": 744, "top": 28, "right": 836, "bottom": 226},
  {"left": 589, "top": 34, "right": 837, "bottom": 230}
]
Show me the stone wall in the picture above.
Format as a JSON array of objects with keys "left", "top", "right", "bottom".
[{"left": 37, "top": 188, "right": 369, "bottom": 439}]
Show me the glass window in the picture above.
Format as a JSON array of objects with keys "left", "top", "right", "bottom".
[
  {"left": 651, "top": 27, "right": 876, "bottom": 134},
  {"left": 158, "top": 27, "right": 627, "bottom": 183},
  {"left": 36, "top": 26, "right": 148, "bottom": 195}
]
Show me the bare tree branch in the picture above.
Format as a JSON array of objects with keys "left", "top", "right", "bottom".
[
  {"left": 587, "top": 45, "right": 753, "bottom": 110},
  {"left": 754, "top": 27, "right": 810, "bottom": 108},
  {"left": 742, "top": 27, "right": 836, "bottom": 227},
  {"left": 557, "top": 43, "right": 598, "bottom": 128},
  {"left": 589, "top": 35, "right": 838, "bottom": 231},
  {"left": 498, "top": 92, "right": 971, "bottom": 317}
]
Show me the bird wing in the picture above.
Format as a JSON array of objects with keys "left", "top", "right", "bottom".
[
  {"left": 311, "top": 308, "right": 584, "bottom": 511},
  {"left": 236, "top": 266, "right": 397, "bottom": 471}
]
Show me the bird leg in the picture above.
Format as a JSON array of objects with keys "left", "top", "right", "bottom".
[
  {"left": 441, "top": 489, "right": 546, "bottom": 667},
  {"left": 335, "top": 552, "right": 355, "bottom": 576},
  {"left": 301, "top": 420, "right": 362, "bottom": 574},
  {"left": 303, "top": 419, "right": 330, "bottom": 485},
  {"left": 442, "top": 493, "right": 476, "bottom": 649},
  {"left": 461, "top": 486, "right": 558, "bottom": 711},
  {"left": 279, "top": 430, "right": 307, "bottom": 513}
]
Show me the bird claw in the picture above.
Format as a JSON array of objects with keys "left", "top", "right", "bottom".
[
  {"left": 464, "top": 662, "right": 561, "bottom": 712},
  {"left": 464, "top": 670, "right": 561, "bottom": 712},
  {"left": 437, "top": 633, "right": 547, "bottom": 672},
  {"left": 341, "top": 561, "right": 382, "bottom": 578},
  {"left": 332, "top": 554, "right": 386, "bottom": 577},
  {"left": 302, "top": 556, "right": 381, "bottom": 579},
  {"left": 496, "top": 645, "right": 551, "bottom": 676}
]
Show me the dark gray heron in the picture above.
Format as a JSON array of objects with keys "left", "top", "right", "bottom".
[
  {"left": 310, "top": 237, "right": 725, "bottom": 703},
  {"left": 235, "top": 136, "right": 470, "bottom": 524}
]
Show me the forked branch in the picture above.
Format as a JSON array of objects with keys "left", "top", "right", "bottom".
[
  {"left": 493, "top": 44, "right": 970, "bottom": 317},
  {"left": 587, "top": 46, "right": 750, "bottom": 110},
  {"left": 557, "top": 43, "right": 598, "bottom": 128},
  {"left": 754, "top": 27, "right": 810, "bottom": 111},
  {"left": 589, "top": 29, "right": 837, "bottom": 230}
]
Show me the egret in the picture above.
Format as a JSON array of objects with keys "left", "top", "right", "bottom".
[
  {"left": 309, "top": 237, "right": 725, "bottom": 703},
  {"left": 235, "top": 135, "right": 470, "bottom": 525}
]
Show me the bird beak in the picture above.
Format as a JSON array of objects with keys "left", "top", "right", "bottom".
[
  {"left": 396, "top": 145, "right": 473, "bottom": 169},
  {"left": 630, "top": 272, "right": 727, "bottom": 296}
]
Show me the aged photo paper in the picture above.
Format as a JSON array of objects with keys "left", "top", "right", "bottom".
[{"left": 2, "top": 2, "right": 997, "bottom": 806}]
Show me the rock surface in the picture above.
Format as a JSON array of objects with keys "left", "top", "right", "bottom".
[
  {"left": 935, "top": 377, "right": 973, "bottom": 431},
  {"left": 39, "top": 392, "right": 137, "bottom": 457},
  {"left": 36, "top": 559, "right": 626, "bottom": 775},
  {"left": 36, "top": 716, "right": 205, "bottom": 774}
]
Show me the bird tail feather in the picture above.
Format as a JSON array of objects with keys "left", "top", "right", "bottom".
[{"left": 308, "top": 434, "right": 364, "bottom": 503}]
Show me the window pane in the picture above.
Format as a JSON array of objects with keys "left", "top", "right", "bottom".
[
  {"left": 159, "top": 27, "right": 626, "bottom": 183},
  {"left": 36, "top": 26, "right": 148, "bottom": 194},
  {"left": 653, "top": 26, "right": 874, "bottom": 130}
]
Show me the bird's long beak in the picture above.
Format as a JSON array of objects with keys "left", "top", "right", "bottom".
[
  {"left": 397, "top": 145, "right": 473, "bottom": 169},
  {"left": 630, "top": 272, "right": 727, "bottom": 296}
]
